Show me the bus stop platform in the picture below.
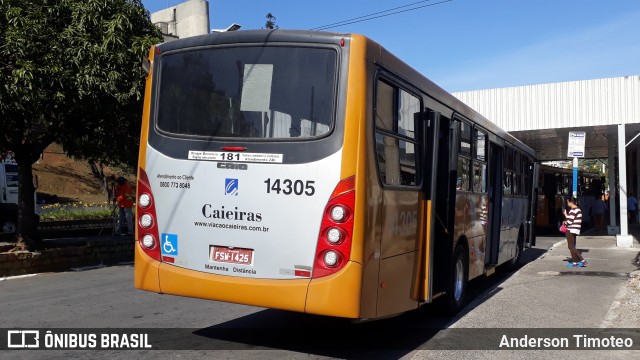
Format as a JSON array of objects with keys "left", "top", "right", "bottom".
[
  {"left": 572, "top": 233, "right": 635, "bottom": 248},
  {"left": 410, "top": 226, "right": 639, "bottom": 359}
]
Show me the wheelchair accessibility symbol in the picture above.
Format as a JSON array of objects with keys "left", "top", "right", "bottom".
[{"left": 161, "top": 233, "right": 178, "bottom": 256}]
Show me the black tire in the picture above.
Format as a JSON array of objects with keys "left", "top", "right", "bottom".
[
  {"left": 447, "top": 244, "right": 468, "bottom": 315},
  {"left": 502, "top": 229, "right": 524, "bottom": 272},
  {"left": 1, "top": 219, "right": 16, "bottom": 233}
]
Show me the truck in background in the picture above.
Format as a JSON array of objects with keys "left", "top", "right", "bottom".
[
  {"left": 0, "top": 159, "right": 39, "bottom": 233},
  {"left": 0, "top": 159, "right": 20, "bottom": 232}
]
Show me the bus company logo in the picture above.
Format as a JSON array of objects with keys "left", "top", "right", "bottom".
[
  {"left": 225, "top": 178, "right": 238, "bottom": 196},
  {"left": 7, "top": 330, "right": 40, "bottom": 348}
]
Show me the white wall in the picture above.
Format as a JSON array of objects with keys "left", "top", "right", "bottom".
[{"left": 151, "top": 0, "right": 210, "bottom": 40}]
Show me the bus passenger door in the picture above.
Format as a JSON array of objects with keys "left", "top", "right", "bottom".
[
  {"left": 430, "top": 114, "right": 455, "bottom": 297},
  {"left": 527, "top": 162, "right": 540, "bottom": 247},
  {"left": 487, "top": 143, "right": 503, "bottom": 266}
]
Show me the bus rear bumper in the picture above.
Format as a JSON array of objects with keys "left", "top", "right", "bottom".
[
  {"left": 134, "top": 243, "right": 363, "bottom": 318},
  {"left": 306, "top": 261, "right": 363, "bottom": 318}
]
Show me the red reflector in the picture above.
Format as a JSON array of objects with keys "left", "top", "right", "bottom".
[
  {"left": 340, "top": 38, "right": 345, "bottom": 47},
  {"left": 155, "top": 47, "right": 161, "bottom": 54},
  {"left": 221, "top": 146, "right": 247, "bottom": 151},
  {"left": 162, "top": 256, "right": 175, "bottom": 263},
  {"left": 294, "top": 270, "right": 311, "bottom": 277},
  {"left": 331, "top": 176, "right": 355, "bottom": 198}
]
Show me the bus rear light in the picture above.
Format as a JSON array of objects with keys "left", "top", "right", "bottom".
[
  {"left": 326, "top": 228, "right": 343, "bottom": 244},
  {"left": 139, "top": 214, "right": 154, "bottom": 228},
  {"left": 138, "top": 193, "right": 151, "bottom": 208},
  {"left": 221, "top": 146, "right": 247, "bottom": 151},
  {"left": 312, "top": 176, "right": 355, "bottom": 279},
  {"left": 330, "top": 205, "right": 348, "bottom": 222},
  {"left": 137, "top": 168, "right": 161, "bottom": 261},
  {"left": 141, "top": 234, "right": 156, "bottom": 249},
  {"left": 323, "top": 250, "right": 340, "bottom": 267}
]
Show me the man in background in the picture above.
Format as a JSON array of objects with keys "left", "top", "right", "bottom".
[{"left": 114, "top": 177, "right": 134, "bottom": 236}]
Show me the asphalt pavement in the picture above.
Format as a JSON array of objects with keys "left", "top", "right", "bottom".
[
  {"left": 409, "top": 225, "right": 640, "bottom": 359},
  {"left": 2, "top": 225, "right": 639, "bottom": 359}
]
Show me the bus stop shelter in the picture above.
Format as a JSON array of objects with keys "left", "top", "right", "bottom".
[{"left": 453, "top": 75, "right": 640, "bottom": 247}]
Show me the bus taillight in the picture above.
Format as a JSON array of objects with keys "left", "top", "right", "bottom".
[
  {"left": 137, "top": 169, "right": 161, "bottom": 261},
  {"left": 313, "top": 176, "right": 355, "bottom": 278}
]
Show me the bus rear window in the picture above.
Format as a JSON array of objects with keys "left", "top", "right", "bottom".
[{"left": 156, "top": 46, "right": 337, "bottom": 139}]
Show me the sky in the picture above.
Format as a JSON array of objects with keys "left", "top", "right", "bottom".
[{"left": 140, "top": 0, "right": 640, "bottom": 93}]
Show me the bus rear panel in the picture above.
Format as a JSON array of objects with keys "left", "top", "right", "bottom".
[{"left": 135, "top": 31, "right": 365, "bottom": 318}]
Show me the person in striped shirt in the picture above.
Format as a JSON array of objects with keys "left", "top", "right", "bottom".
[{"left": 563, "top": 197, "right": 586, "bottom": 267}]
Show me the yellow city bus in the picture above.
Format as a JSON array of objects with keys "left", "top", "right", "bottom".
[{"left": 134, "top": 30, "right": 537, "bottom": 320}]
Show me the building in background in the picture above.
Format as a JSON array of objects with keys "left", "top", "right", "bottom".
[{"left": 150, "top": 0, "right": 209, "bottom": 41}]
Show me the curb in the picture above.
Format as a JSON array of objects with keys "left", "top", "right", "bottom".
[{"left": 0, "top": 237, "right": 134, "bottom": 277}]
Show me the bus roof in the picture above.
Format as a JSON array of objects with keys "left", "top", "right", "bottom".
[{"left": 154, "top": 29, "right": 535, "bottom": 158}]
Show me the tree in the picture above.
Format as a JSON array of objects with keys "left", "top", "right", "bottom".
[
  {"left": 0, "top": 0, "right": 162, "bottom": 250},
  {"left": 264, "top": 13, "right": 278, "bottom": 29}
]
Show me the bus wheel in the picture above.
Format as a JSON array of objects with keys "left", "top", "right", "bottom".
[
  {"left": 447, "top": 245, "right": 468, "bottom": 315},
  {"left": 502, "top": 230, "right": 524, "bottom": 272},
  {"left": 1, "top": 220, "right": 16, "bottom": 233}
]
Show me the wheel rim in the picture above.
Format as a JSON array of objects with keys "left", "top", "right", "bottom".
[{"left": 454, "top": 256, "right": 464, "bottom": 301}]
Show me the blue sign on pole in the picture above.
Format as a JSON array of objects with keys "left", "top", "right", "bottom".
[{"left": 572, "top": 157, "right": 578, "bottom": 197}]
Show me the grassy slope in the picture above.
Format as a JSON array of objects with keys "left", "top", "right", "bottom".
[{"left": 32, "top": 144, "right": 130, "bottom": 204}]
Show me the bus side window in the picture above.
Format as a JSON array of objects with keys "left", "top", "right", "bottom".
[
  {"left": 374, "top": 79, "right": 421, "bottom": 187},
  {"left": 503, "top": 145, "right": 514, "bottom": 196},
  {"left": 456, "top": 121, "right": 472, "bottom": 191},
  {"left": 473, "top": 128, "right": 487, "bottom": 193}
]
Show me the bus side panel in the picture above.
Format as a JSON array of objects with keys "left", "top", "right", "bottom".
[
  {"left": 498, "top": 196, "right": 513, "bottom": 265},
  {"left": 375, "top": 190, "right": 421, "bottom": 317},
  {"left": 134, "top": 243, "right": 161, "bottom": 293},
  {"left": 158, "top": 263, "right": 309, "bottom": 312},
  {"left": 497, "top": 197, "right": 528, "bottom": 265},
  {"left": 339, "top": 34, "right": 379, "bottom": 319},
  {"left": 466, "top": 192, "right": 488, "bottom": 280},
  {"left": 377, "top": 252, "right": 419, "bottom": 316},
  {"left": 360, "top": 164, "right": 381, "bottom": 319},
  {"left": 341, "top": 34, "right": 368, "bottom": 267},
  {"left": 305, "top": 261, "right": 363, "bottom": 318}
]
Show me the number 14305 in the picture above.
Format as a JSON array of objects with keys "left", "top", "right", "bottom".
[{"left": 264, "top": 178, "right": 315, "bottom": 196}]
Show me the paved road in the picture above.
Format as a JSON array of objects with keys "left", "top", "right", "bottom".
[
  {"left": 0, "top": 235, "right": 636, "bottom": 359},
  {"left": 0, "top": 261, "right": 522, "bottom": 359}
]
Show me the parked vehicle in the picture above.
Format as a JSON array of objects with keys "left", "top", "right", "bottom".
[{"left": 0, "top": 158, "right": 38, "bottom": 233}]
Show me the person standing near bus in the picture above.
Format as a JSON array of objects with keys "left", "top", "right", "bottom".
[
  {"left": 114, "top": 176, "right": 134, "bottom": 236},
  {"left": 563, "top": 197, "right": 586, "bottom": 267}
]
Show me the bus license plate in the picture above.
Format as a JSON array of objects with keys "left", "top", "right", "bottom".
[{"left": 210, "top": 246, "right": 253, "bottom": 265}]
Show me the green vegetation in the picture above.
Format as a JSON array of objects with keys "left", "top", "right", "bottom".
[
  {"left": 0, "top": 0, "right": 161, "bottom": 249},
  {"left": 38, "top": 203, "right": 114, "bottom": 221}
]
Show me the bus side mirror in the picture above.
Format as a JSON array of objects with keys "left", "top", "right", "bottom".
[{"left": 142, "top": 57, "right": 151, "bottom": 76}]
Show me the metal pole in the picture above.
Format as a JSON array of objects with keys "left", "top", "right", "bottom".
[{"left": 572, "top": 157, "right": 578, "bottom": 198}]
